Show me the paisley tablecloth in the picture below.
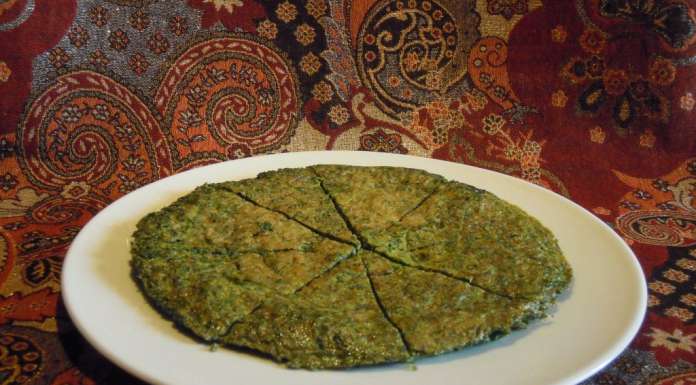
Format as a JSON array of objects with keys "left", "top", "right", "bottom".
[{"left": 0, "top": 0, "right": 694, "bottom": 383}]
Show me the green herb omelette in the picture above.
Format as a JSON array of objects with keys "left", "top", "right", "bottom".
[{"left": 131, "top": 165, "right": 572, "bottom": 369}]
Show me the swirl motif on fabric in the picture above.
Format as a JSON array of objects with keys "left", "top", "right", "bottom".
[
  {"left": 468, "top": 37, "right": 519, "bottom": 110},
  {"left": 617, "top": 210, "right": 696, "bottom": 247},
  {"left": 17, "top": 70, "right": 169, "bottom": 202},
  {"left": 356, "top": 0, "right": 479, "bottom": 117},
  {"left": 155, "top": 35, "right": 300, "bottom": 168}
]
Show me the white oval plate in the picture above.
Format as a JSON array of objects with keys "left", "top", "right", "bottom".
[{"left": 62, "top": 151, "right": 646, "bottom": 385}]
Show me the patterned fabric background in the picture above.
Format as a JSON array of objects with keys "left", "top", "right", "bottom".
[{"left": 0, "top": 0, "right": 694, "bottom": 383}]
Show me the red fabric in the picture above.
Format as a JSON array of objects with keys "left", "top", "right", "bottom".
[{"left": 0, "top": 0, "right": 694, "bottom": 383}]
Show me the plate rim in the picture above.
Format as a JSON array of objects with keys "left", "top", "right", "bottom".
[{"left": 61, "top": 150, "right": 647, "bottom": 385}]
